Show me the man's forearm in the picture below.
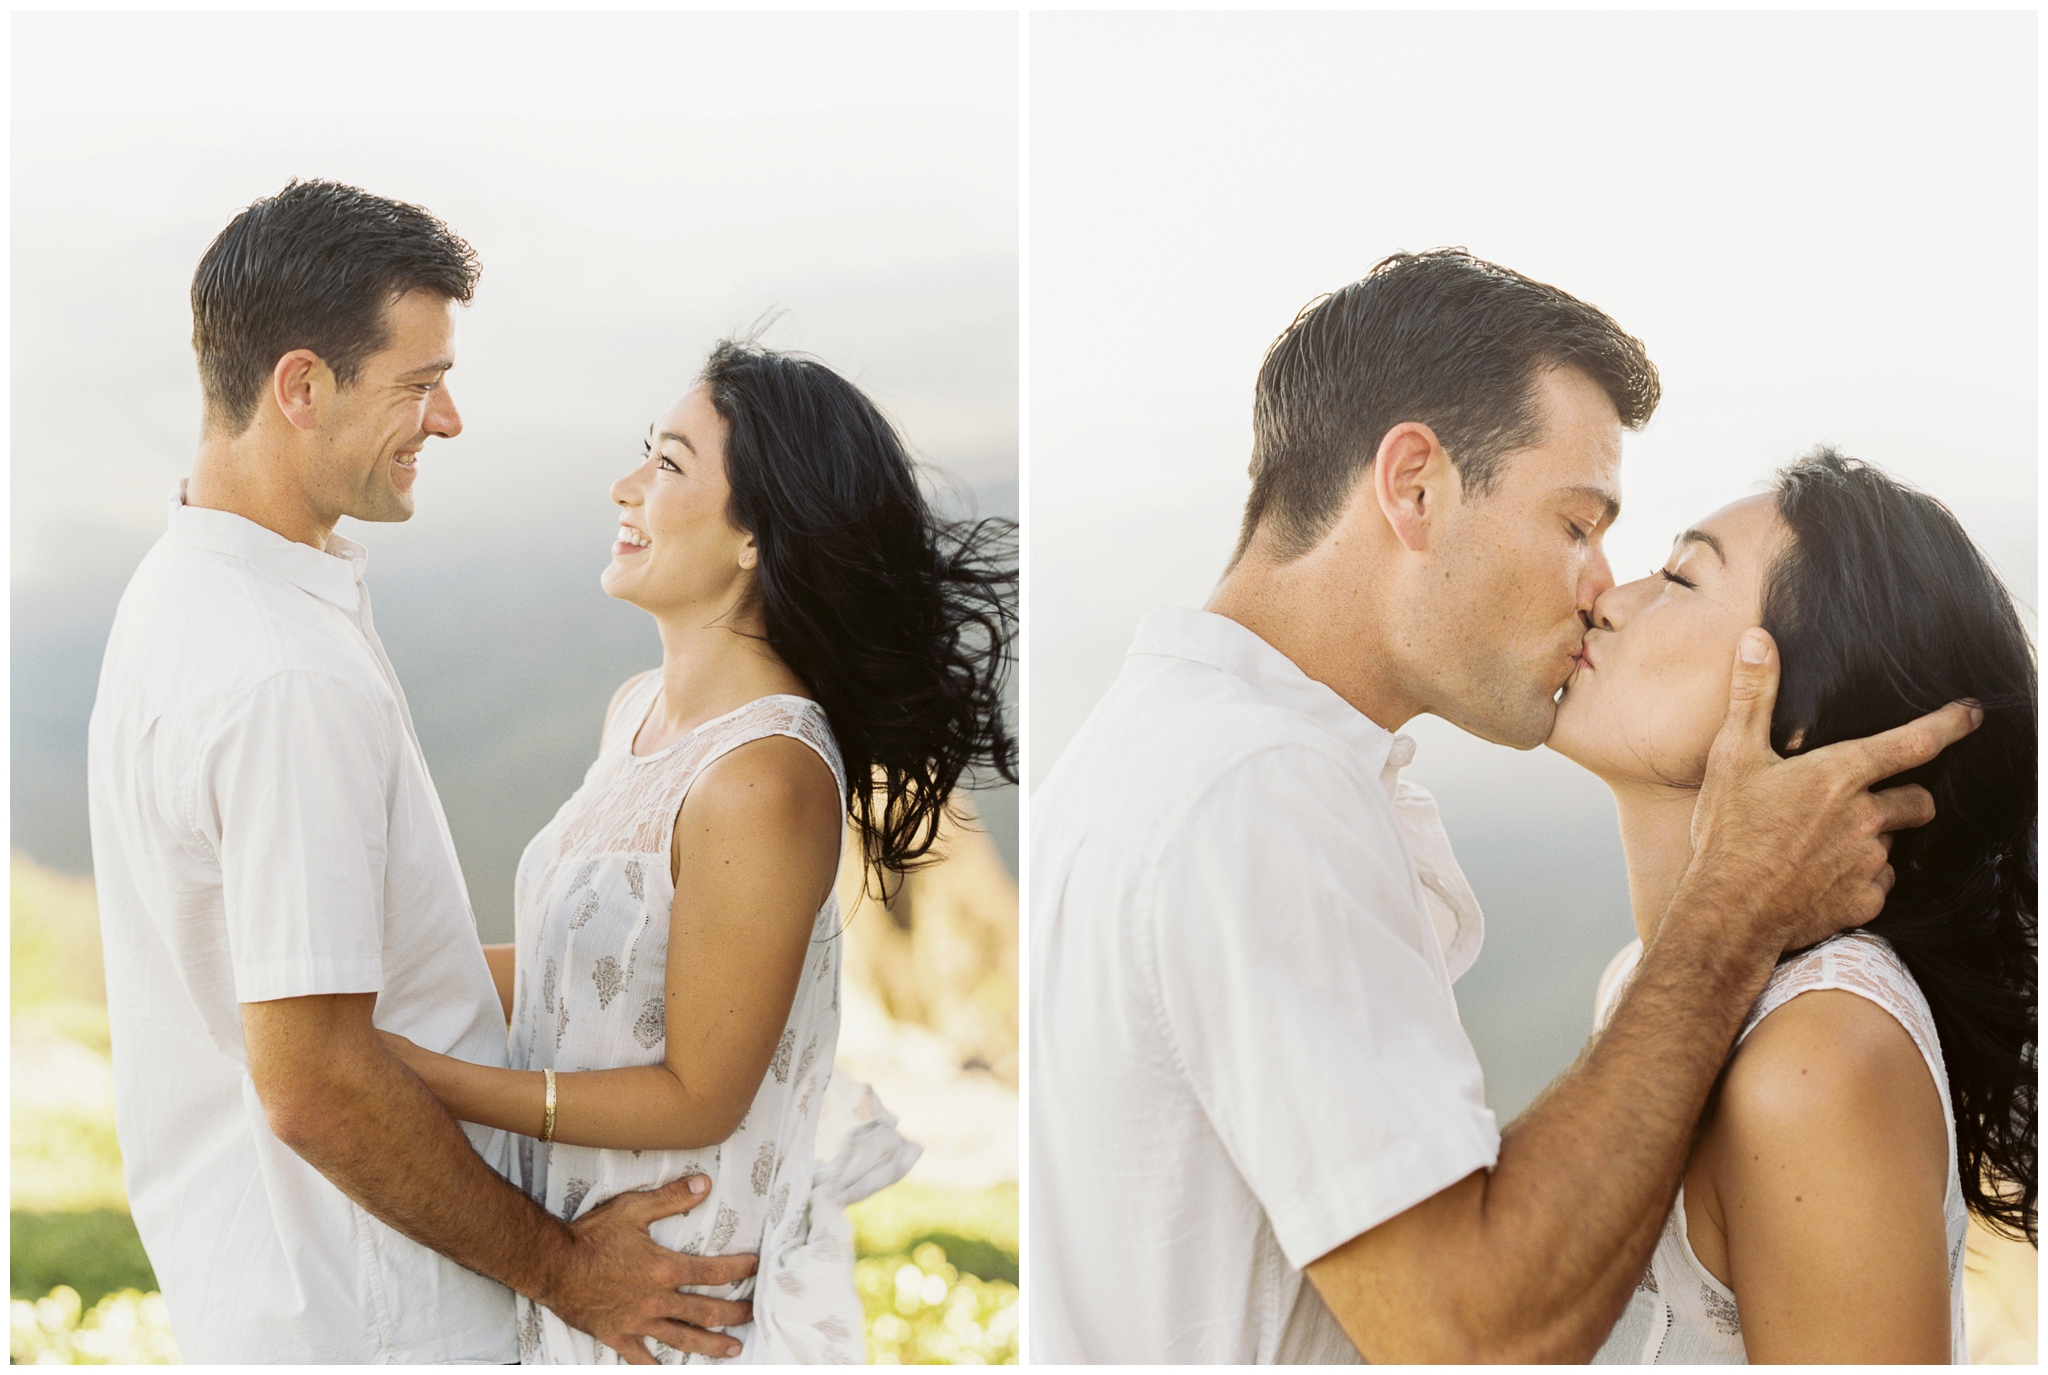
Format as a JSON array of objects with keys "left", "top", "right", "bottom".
[
  {"left": 1312, "top": 881, "right": 1779, "bottom": 1362},
  {"left": 1475, "top": 882, "right": 1780, "bottom": 1356},
  {"left": 265, "top": 1027, "right": 573, "bottom": 1304}
]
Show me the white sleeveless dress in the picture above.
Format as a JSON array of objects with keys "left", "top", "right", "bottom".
[
  {"left": 1589, "top": 930, "right": 1969, "bottom": 1364},
  {"left": 507, "top": 678, "right": 918, "bottom": 1364}
]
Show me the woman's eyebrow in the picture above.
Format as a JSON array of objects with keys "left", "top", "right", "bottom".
[
  {"left": 657, "top": 430, "right": 697, "bottom": 454},
  {"left": 1675, "top": 528, "right": 1727, "bottom": 563}
]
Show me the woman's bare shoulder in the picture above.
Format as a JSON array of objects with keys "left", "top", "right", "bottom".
[
  {"left": 680, "top": 734, "right": 842, "bottom": 838},
  {"left": 1712, "top": 986, "right": 1949, "bottom": 1209},
  {"left": 666, "top": 734, "right": 846, "bottom": 922},
  {"left": 1723, "top": 988, "right": 1943, "bottom": 1141}
]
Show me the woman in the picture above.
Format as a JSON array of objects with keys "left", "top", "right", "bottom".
[
  {"left": 383, "top": 340, "right": 1016, "bottom": 1363},
  {"left": 1547, "top": 447, "right": 2035, "bottom": 1363}
]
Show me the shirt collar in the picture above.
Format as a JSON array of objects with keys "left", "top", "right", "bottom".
[
  {"left": 165, "top": 480, "right": 365, "bottom": 613},
  {"left": 1129, "top": 605, "right": 1480, "bottom": 980},
  {"left": 1128, "top": 605, "right": 1417, "bottom": 788}
]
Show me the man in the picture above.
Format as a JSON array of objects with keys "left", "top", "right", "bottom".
[
  {"left": 1027, "top": 250, "right": 1979, "bottom": 1362},
  {"left": 87, "top": 180, "right": 752, "bottom": 1363}
]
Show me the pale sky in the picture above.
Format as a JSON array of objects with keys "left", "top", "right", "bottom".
[
  {"left": 12, "top": 10, "right": 1019, "bottom": 582},
  {"left": 1029, "top": 9, "right": 2037, "bottom": 785}
]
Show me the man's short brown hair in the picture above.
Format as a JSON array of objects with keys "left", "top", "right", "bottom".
[
  {"left": 1240, "top": 249, "right": 1660, "bottom": 561},
  {"left": 190, "top": 179, "right": 479, "bottom": 435}
]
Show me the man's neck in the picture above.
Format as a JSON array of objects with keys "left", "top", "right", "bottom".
[
  {"left": 187, "top": 425, "right": 335, "bottom": 551},
  {"left": 1206, "top": 547, "right": 1419, "bottom": 734}
]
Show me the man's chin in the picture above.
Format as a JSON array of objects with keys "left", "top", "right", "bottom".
[
  {"left": 351, "top": 490, "right": 417, "bottom": 524},
  {"left": 1438, "top": 695, "right": 1556, "bottom": 752}
]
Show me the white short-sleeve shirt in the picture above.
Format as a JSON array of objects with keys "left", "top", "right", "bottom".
[
  {"left": 1028, "top": 607, "right": 1500, "bottom": 1363},
  {"left": 86, "top": 488, "right": 517, "bottom": 1363}
]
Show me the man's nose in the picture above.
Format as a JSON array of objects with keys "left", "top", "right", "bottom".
[
  {"left": 1580, "top": 542, "right": 1616, "bottom": 609},
  {"left": 427, "top": 382, "right": 463, "bottom": 439}
]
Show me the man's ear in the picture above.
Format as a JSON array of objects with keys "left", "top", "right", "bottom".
[
  {"left": 271, "top": 349, "right": 330, "bottom": 433},
  {"left": 1372, "top": 421, "right": 1460, "bottom": 552}
]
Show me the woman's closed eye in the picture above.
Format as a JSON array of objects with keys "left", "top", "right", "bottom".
[{"left": 1657, "top": 567, "right": 1697, "bottom": 590}]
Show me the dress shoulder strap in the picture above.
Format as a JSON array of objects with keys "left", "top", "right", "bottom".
[
  {"left": 682, "top": 695, "right": 849, "bottom": 804},
  {"left": 601, "top": 671, "right": 663, "bottom": 756},
  {"left": 1739, "top": 932, "right": 1938, "bottom": 1056}
]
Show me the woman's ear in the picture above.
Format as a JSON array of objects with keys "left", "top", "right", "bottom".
[{"left": 737, "top": 533, "right": 759, "bottom": 571}]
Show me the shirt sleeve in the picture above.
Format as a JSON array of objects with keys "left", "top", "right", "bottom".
[
  {"left": 201, "top": 669, "right": 394, "bottom": 1003},
  {"left": 1145, "top": 744, "right": 1502, "bottom": 1269}
]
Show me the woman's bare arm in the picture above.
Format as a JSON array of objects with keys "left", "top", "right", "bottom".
[
  {"left": 482, "top": 945, "right": 516, "bottom": 1023},
  {"left": 385, "top": 736, "right": 843, "bottom": 1151},
  {"left": 1704, "top": 989, "right": 1952, "bottom": 1363}
]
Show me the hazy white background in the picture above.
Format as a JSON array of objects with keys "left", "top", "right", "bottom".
[
  {"left": 15, "top": 10, "right": 1019, "bottom": 578},
  {"left": 1030, "top": 10, "right": 2036, "bottom": 1116},
  {"left": 14, "top": 10, "right": 1021, "bottom": 917}
]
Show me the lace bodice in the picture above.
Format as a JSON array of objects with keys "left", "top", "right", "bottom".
[
  {"left": 507, "top": 676, "right": 880, "bottom": 1364},
  {"left": 1590, "top": 931, "right": 1968, "bottom": 1364}
]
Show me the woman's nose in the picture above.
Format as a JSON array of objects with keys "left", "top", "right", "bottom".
[{"left": 1589, "top": 581, "right": 1625, "bottom": 632}]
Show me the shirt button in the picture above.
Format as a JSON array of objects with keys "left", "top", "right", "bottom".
[{"left": 1387, "top": 736, "right": 1417, "bottom": 770}]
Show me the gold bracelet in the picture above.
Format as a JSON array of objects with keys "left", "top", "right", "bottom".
[{"left": 541, "top": 1067, "right": 557, "bottom": 1144}]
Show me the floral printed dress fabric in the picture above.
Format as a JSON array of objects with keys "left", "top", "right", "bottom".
[
  {"left": 1588, "top": 930, "right": 1968, "bottom": 1364},
  {"left": 508, "top": 680, "right": 898, "bottom": 1364}
]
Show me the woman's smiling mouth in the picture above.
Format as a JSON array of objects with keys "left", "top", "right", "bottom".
[{"left": 615, "top": 524, "right": 651, "bottom": 555}]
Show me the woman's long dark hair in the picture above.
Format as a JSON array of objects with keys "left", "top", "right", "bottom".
[
  {"left": 698, "top": 340, "right": 1016, "bottom": 885},
  {"left": 1760, "top": 447, "right": 2036, "bottom": 1242}
]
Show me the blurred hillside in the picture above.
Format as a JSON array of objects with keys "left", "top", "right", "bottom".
[{"left": 10, "top": 479, "right": 1016, "bottom": 943}]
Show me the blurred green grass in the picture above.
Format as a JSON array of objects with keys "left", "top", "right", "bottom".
[
  {"left": 11, "top": 1211, "right": 157, "bottom": 1310},
  {"left": 850, "top": 1180, "right": 1018, "bottom": 1285},
  {"left": 850, "top": 1182, "right": 1019, "bottom": 1363}
]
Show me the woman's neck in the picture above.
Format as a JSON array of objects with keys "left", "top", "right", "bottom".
[
  {"left": 1609, "top": 780, "right": 1702, "bottom": 947},
  {"left": 641, "top": 601, "right": 805, "bottom": 750}
]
